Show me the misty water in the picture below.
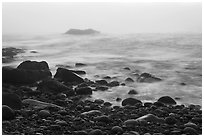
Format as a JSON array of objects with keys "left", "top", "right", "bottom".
[{"left": 2, "top": 33, "right": 202, "bottom": 106}]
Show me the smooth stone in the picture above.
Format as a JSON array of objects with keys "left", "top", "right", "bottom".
[
  {"left": 153, "top": 101, "right": 165, "bottom": 107},
  {"left": 38, "top": 110, "right": 50, "bottom": 118},
  {"left": 75, "top": 87, "right": 92, "bottom": 95},
  {"left": 54, "top": 67, "right": 84, "bottom": 84},
  {"left": 184, "top": 122, "right": 198, "bottom": 129},
  {"left": 165, "top": 116, "right": 177, "bottom": 125},
  {"left": 81, "top": 110, "right": 102, "bottom": 116},
  {"left": 2, "top": 105, "right": 15, "bottom": 120},
  {"left": 89, "top": 129, "right": 103, "bottom": 135},
  {"left": 128, "top": 89, "right": 138, "bottom": 95},
  {"left": 94, "top": 99, "right": 104, "bottom": 104},
  {"left": 17, "top": 60, "right": 49, "bottom": 70},
  {"left": 122, "top": 98, "right": 142, "bottom": 106},
  {"left": 125, "top": 78, "right": 134, "bottom": 82},
  {"left": 103, "top": 102, "right": 112, "bottom": 107},
  {"left": 95, "top": 86, "right": 109, "bottom": 91},
  {"left": 108, "top": 81, "right": 120, "bottom": 87},
  {"left": 74, "top": 130, "right": 88, "bottom": 135},
  {"left": 111, "top": 126, "right": 123, "bottom": 134},
  {"left": 116, "top": 97, "right": 122, "bottom": 102},
  {"left": 183, "top": 127, "right": 197, "bottom": 135},
  {"left": 157, "top": 96, "right": 177, "bottom": 105},
  {"left": 136, "top": 114, "right": 164, "bottom": 123},
  {"left": 2, "top": 92, "right": 22, "bottom": 110}
]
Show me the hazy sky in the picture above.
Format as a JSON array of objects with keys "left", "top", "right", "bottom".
[{"left": 2, "top": 2, "right": 202, "bottom": 35}]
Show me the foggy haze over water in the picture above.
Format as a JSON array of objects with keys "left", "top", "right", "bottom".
[{"left": 2, "top": 2, "right": 202, "bottom": 35}]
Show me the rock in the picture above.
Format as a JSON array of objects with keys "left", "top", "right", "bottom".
[
  {"left": 157, "top": 96, "right": 176, "bottom": 105},
  {"left": 165, "top": 116, "right": 177, "bottom": 125},
  {"left": 111, "top": 126, "right": 123, "bottom": 134},
  {"left": 170, "top": 130, "right": 181, "bottom": 135},
  {"left": 153, "top": 101, "right": 165, "bottom": 107},
  {"left": 183, "top": 127, "right": 197, "bottom": 135},
  {"left": 49, "top": 124, "right": 61, "bottom": 130},
  {"left": 108, "top": 81, "right": 120, "bottom": 87},
  {"left": 81, "top": 110, "right": 102, "bottom": 116},
  {"left": 95, "top": 80, "right": 108, "bottom": 85},
  {"left": 103, "top": 76, "right": 111, "bottom": 79},
  {"left": 2, "top": 92, "right": 22, "bottom": 110},
  {"left": 89, "top": 129, "right": 103, "bottom": 135},
  {"left": 2, "top": 67, "right": 52, "bottom": 84},
  {"left": 94, "top": 115, "right": 112, "bottom": 123},
  {"left": 55, "top": 120, "right": 68, "bottom": 126},
  {"left": 122, "top": 98, "right": 142, "bottom": 106},
  {"left": 74, "top": 130, "right": 88, "bottom": 135},
  {"left": 54, "top": 67, "right": 84, "bottom": 84},
  {"left": 128, "top": 89, "right": 138, "bottom": 95},
  {"left": 17, "top": 60, "right": 49, "bottom": 70},
  {"left": 125, "top": 78, "right": 134, "bottom": 82},
  {"left": 128, "top": 131, "right": 140, "bottom": 135},
  {"left": 65, "top": 29, "right": 100, "bottom": 35},
  {"left": 137, "top": 72, "right": 162, "bottom": 83},
  {"left": 184, "top": 122, "right": 198, "bottom": 129},
  {"left": 37, "top": 78, "right": 74, "bottom": 95},
  {"left": 144, "top": 102, "right": 153, "bottom": 107},
  {"left": 70, "top": 70, "right": 86, "bottom": 75},
  {"left": 136, "top": 114, "right": 164, "bottom": 123},
  {"left": 22, "top": 99, "right": 63, "bottom": 109},
  {"left": 95, "top": 86, "right": 109, "bottom": 91},
  {"left": 123, "top": 67, "right": 131, "bottom": 70},
  {"left": 116, "top": 97, "right": 122, "bottom": 102},
  {"left": 30, "top": 50, "right": 38, "bottom": 53},
  {"left": 2, "top": 105, "right": 15, "bottom": 120},
  {"left": 38, "top": 110, "right": 50, "bottom": 118},
  {"left": 121, "top": 83, "right": 126, "bottom": 86},
  {"left": 58, "top": 110, "right": 68, "bottom": 116},
  {"left": 75, "top": 87, "right": 92, "bottom": 95},
  {"left": 103, "top": 102, "right": 112, "bottom": 107},
  {"left": 94, "top": 99, "right": 104, "bottom": 104},
  {"left": 123, "top": 119, "right": 139, "bottom": 127}
]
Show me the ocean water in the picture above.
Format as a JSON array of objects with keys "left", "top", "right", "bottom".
[{"left": 2, "top": 33, "right": 202, "bottom": 106}]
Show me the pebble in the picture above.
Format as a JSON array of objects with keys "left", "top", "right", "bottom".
[
  {"left": 183, "top": 127, "right": 197, "bottom": 135},
  {"left": 55, "top": 120, "right": 68, "bottom": 126},
  {"left": 116, "top": 97, "right": 122, "bottom": 102},
  {"left": 94, "top": 115, "right": 112, "bottom": 123},
  {"left": 157, "top": 96, "right": 176, "bottom": 105},
  {"left": 2, "top": 105, "right": 15, "bottom": 120},
  {"left": 111, "top": 126, "right": 123, "bottom": 134},
  {"left": 74, "top": 130, "right": 88, "bottom": 135},
  {"left": 125, "top": 78, "right": 134, "bottom": 82},
  {"left": 94, "top": 99, "right": 104, "bottom": 104},
  {"left": 103, "top": 102, "right": 112, "bottom": 107},
  {"left": 136, "top": 114, "right": 164, "bottom": 123},
  {"left": 81, "top": 110, "right": 102, "bottom": 116},
  {"left": 108, "top": 81, "right": 120, "bottom": 87},
  {"left": 165, "top": 116, "right": 177, "bottom": 125},
  {"left": 38, "top": 110, "right": 50, "bottom": 118},
  {"left": 122, "top": 98, "right": 142, "bottom": 106},
  {"left": 89, "top": 129, "right": 103, "bottom": 135}
]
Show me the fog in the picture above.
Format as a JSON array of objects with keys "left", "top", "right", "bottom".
[{"left": 2, "top": 2, "right": 202, "bottom": 35}]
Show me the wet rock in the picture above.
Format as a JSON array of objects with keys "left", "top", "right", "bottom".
[
  {"left": 17, "top": 60, "right": 49, "bottom": 71},
  {"left": 170, "top": 130, "right": 181, "bottom": 135},
  {"left": 3, "top": 67, "right": 52, "bottom": 84},
  {"left": 123, "top": 67, "right": 131, "bottom": 70},
  {"left": 2, "top": 105, "right": 15, "bottom": 120},
  {"left": 75, "top": 63, "right": 87, "bottom": 67},
  {"left": 144, "top": 102, "right": 153, "bottom": 107},
  {"left": 184, "top": 122, "right": 198, "bottom": 129},
  {"left": 165, "top": 116, "right": 177, "bottom": 125},
  {"left": 121, "top": 83, "right": 126, "bottom": 86},
  {"left": 54, "top": 67, "right": 84, "bottom": 84},
  {"left": 94, "top": 115, "right": 112, "bottom": 123},
  {"left": 38, "top": 110, "right": 50, "bottom": 118},
  {"left": 123, "top": 119, "right": 139, "bottom": 127},
  {"left": 122, "top": 98, "right": 142, "bottom": 106},
  {"left": 89, "top": 129, "right": 103, "bottom": 135},
  {"left": 136, "top": 114, "right": 164, "bottom": 123},
  {"left": 75, "top": 87, "right": 92, "bottom": 95},
  {"left": 183, "top": 127, "right": 197, "bottom": 135},
  {"left": 94, "top": 99, "right": 104, "bottom": 104},
  {"left": 95, "top": 86, "right": 109, "bottom": 91},
  {"left": 103, "top": 76, "right": 111, "bottom": 79},
  {"left": 37, "top": 78, "right": 74, "bottom": 95},
  {"left": 49, "top": 124, "right": 61, "bottom": 131},
  {"left": 158, "top": 96, "right": 177, "bottom": 105},
  {"left": 108, "top": 81, "right": 120, "bottom": 87},
  {"left": 30, "top": 50, "right": 38, "bottom": 53},
  {"left": 116, "top": 97, "right": 122, "bottom": 101},
  {"left": 103, "top": 102, "right": 112, "bottom": 107},
  {"left": 153, "top": 101, "right": 165, "bottom": 107},
  {"left": 111, "top": 126, "right": 123, "bottom": 134},
  {"left": 58, "top": 110, "right": 68, "bottom": 116},
  {"left": 128, "top": 89, "right": 138, "bottom": 95},
  {"left": 2, "top": 92, "right": 22, "bottom": 110},
  {"left": 95, "top": 80, "right": 108, "bottom": 85},
  {"left": 137, "top": 72, "right": 162, "bottom": 83},
  {"left": 70, "top": 70, "right": 86, "bottom": 75},
  {"left": 125, "top": 78, "right": 134, "bottom": 82}
]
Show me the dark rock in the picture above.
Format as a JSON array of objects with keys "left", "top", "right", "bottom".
[
  {"left": 158, "top": 96, "right": 177, "bottom": 105},
  {"left": 121, "top": 83, "right": 126, "bottom": 86},
  {"left": 137, "top": 72, "right": 162, "bottom": 83},
  {"left": 2, "top": 105, "right": 15, "bottom": 120},
  {"left": 103, "top": 102, "right": 112, "bottom": 107},
  {"left": 165, "top": 116, "right": 177, "bottom": 125},
  {"left": 70, "top": 70, "right": 86, "bottom": 75},
  {"left": 55, "top": 120, "right": 68, "bottom": 126},
  {"left": 89, "top": 129, "right": 103, "bottom": 135},
  {"left": 103, "top": 76, "right": 111, "bottom": 79},
  {"left": 3, "top": 67, "right": 52, "bottom": 84},
  {"left": 30, "top": 50, "right": 38, "bottom": 53},
  {"left": 183, "top": 127, "right": 197, "bottom": 135},
  {"left": 95, "top": 80, "right": 108, "bottom": 85},
  {"left": 125, "top": 78, "right": 134, "bottom": 82},
  {"left": 94, "top": 99, "right": 104, "bottom": 104},
  {"left": 37, "top": 78, "right": 74, "bottom": 95},
  {"left": 180, "top": 82, "right": 186, "bottom": 86},
  {"left": 65, "top": 29, "right": 100, "bottom": 35},
  {"left": 17, "top": 60, "right": 49, "bottom": 70},
  {"left": 2, "top": 92, "right": 22, "bottom": 110},
  {"left": 58, "top": 110, "right": 68, "bottom": 116},
  {"left": 95, "top": 86, "right": 109, "bottom": 91},
  {"left": 123, "top": 67, "right": 131, "bottom": 70},
  {"left": 75, "top": 63, "right": 87, "bottom": 67},
  {"left": 108, "top": 81, "right": 120, "bottom": 87},
  {"left": 122, "top": 98, "right": 142, "bottom": 106},
  {"left": 54, "top": 68, "right": 84, "bottom": 84},
  {"left": 184, "top": 122, "right": 198, "bottom": 129},
  {"left": 38, "top": 110, "right": 50, "bottom": 118},
  {"left": 116, "top": 97, "right": 122, "bottom": 102},
  {"left": 128, "top": 89, "right": 138, "bottom": 95},
  {"left": 94, "top": 115, "right": 112, "bottom": 123},
  {"left": 111, "top": 126, "right": 123, "bottom": 134},
  {"left": 49, "top": 124, "right": 61, "bottom": 130},
  {"left": 153, "top": 101, "right": 165, "bottom": 107},
  {"left": 75, "top": 87, "right": 92, "bottom": 95}
]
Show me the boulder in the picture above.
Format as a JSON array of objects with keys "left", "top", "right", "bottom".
[
  {"left": 137, "top": 73, "right": 162, "bottom": 83},
  {"left": 65, "top": 29, "right": 100, "bottom": 35},
  {"left": 37, "top": 78, "right": 74, "bottom": 96},
  {"left": 122, "top": 98, "right": 142, "bottom": 106},
  {"left": 2, "top": 67, "right": 52, "bottom": 84},
  {"left": 54, "top": 68, "right": 84, "bottom": 84},
  {"left": 17, "top": 60, "right": 49, "bottom": 71},
  {"left": 75, "top": 87, "right": 92, "bottom": 95},
  {"left": 2, "top": 105, "right": 15, "bottom": 120},
  {"left": 2, "top": 92, "right": 22, "bottom": 110},
  {"left": 157, "top": 96, "right": 177, "bottom": 105}
]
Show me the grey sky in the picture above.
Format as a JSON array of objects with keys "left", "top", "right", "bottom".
[{"left": 2, "top": 2, "right": 202, "bottom": 35}]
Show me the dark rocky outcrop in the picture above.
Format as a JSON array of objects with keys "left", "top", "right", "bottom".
[
  {"left": 54, "top": 68, "right": 84, "bottom": 84},
  {"left": 65, "top": 29, "right": 100, "bottom": 35},
  {"left": 17, "top": 60, "right": 49, "bottom": 71},
  {"left": 122, "top": 98, "right": 142, "bottom": 106},
  {"left": 137, "top": 73, "right": 162, "bottom": 83},
  {"left": 2, "top": 92, "right": 22, "bottom": 110}
]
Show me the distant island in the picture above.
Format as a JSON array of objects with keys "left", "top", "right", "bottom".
[{"left": 65, "top": 28, "right": 100, "bottom": 35}]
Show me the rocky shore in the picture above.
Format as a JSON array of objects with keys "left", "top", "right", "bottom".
[{"left": 2, "top": 60, "right": 202, "bottom": 135}]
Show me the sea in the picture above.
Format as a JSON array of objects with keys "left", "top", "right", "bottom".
[{"left": 2, "top": 33, "right": 202, "bottom": 106}]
